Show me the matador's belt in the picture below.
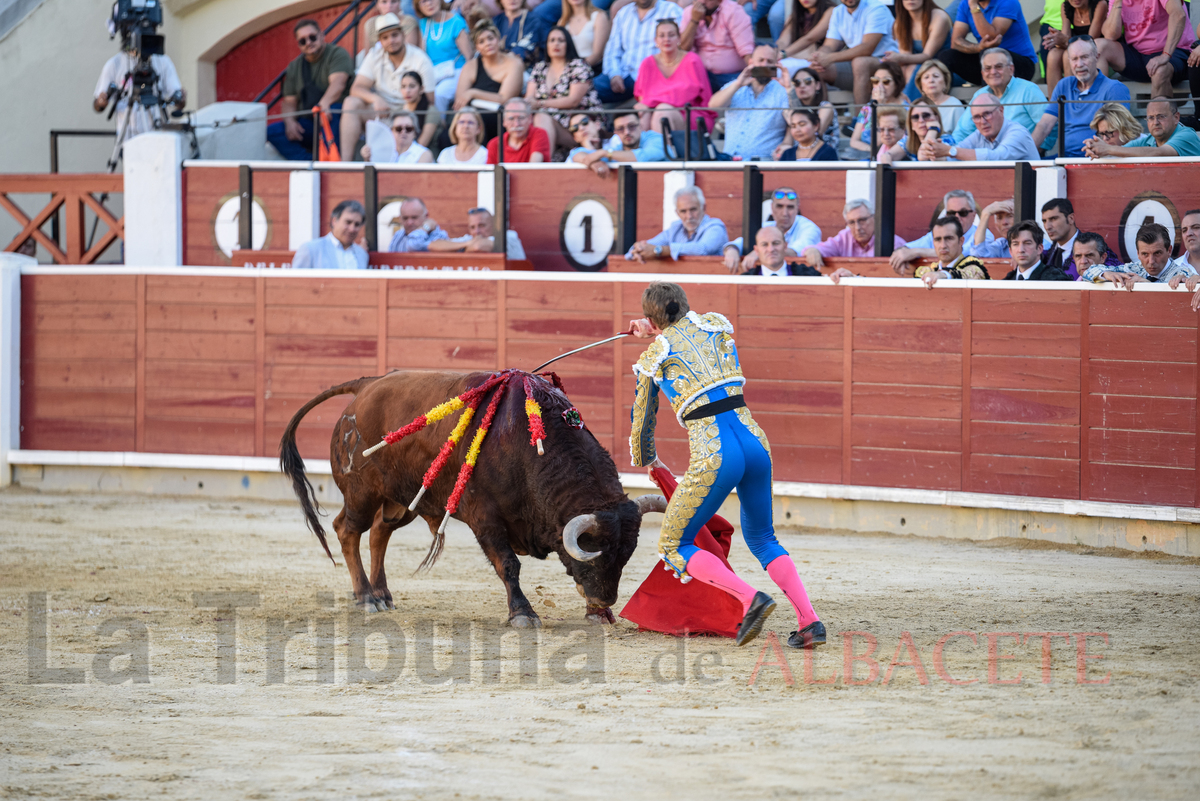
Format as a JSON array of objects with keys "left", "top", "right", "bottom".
[{"left": 682, "top": 395, "right": 747, "bottom": 422}]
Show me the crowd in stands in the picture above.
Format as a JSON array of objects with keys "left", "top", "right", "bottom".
[{"left": 266, "top": 0, "right": 1200, "bottom": 167}]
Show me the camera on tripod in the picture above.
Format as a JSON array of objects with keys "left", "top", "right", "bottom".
[{"left": 113, "top": 0, "right": 169, "bottom": 109}]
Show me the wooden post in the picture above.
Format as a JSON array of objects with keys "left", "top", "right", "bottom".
[
  {"left": 873, "top": 164, "right": 896, "bottom": 257},
  {"left": 741, "top": 165, "right": 763, "bottom": 256},
  {"left": 493, "top": 165, "right": 508, "bottom": 256},
  {"left": 617, "top": 165, "right": 638, "bottom": 255},
  {"left": 363, "top": 165, "right": 378, "bottom": 252},
  {"left": 238, "top": 164, "right": 253, "bottom": 252},
  {"left": 1013, "top": 161, "right": 1037, "bottom": 225}
]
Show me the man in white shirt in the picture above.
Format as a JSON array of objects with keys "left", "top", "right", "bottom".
[
  {"left": 890, "top": 189, "right": 993, "bottom": 276},
  {"left": 428, "top": 208, "right": 527, "bottom": 258},
  {"left": 722, "top": 187, "right": 822, "bottom": 273},
  {"left": 93, "top": 48, "right": 184, "bottom": 141},
  {"left": 294, "top": 200, "right": 370, "bottom": 270},
  {"left": 339, "top": 13, "right": 436, "bottom": 161},
  {"left": 807, "top": 0, "right": 898, "bottom": 105}
]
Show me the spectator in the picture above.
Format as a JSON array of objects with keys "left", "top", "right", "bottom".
[
  {"left": 951, "top": 48, "right": 1047, "bottom": 143},
  {"left": 437, "top": 108, "right": 489, "bottom": 163},
  {"left": 428, "top": 207, "right": 527, "bottom": 257},
  {"left": 1071, "top": 230, "right": 1123, "bottom": 273},
  {"left": 885, "top": 0, "right": 953, "bottom": 98},
  {"left": 922, "top": 94, "right": 1039, "bottom": 161},
  {"left": 1085, "top": 97, "right": 1200, "bottom": 158},
  {"left": 626, "top": 186, "right": 728, "bottom": 262},
  {"left": 495, "top": 0, "right": 551, "bottom": 66},
  {"left": 566, "top": 113, "right": 613, "bottom": 176},
  {"left": 1001, "top": 220, "right": 1073, "bottom": 281},
  {"left": 849, "top": 62, "right": 907, "bottom": 156},
  {"left": 913, "top": 59, "right": 963, "bottom": 131},
  {"left": 1081, "top": 222, "right": 1199, "bottom": 288},
  {"left": 559, "top": 0, "right": 611, "bottom": 67},
  {"left": 969, "top": 198, "right": 1016, "bottom": 257},
  {"left": 294, "top": 200, "right": 369, "bottom": 270},
  {"left": 1175, "top": 209, "right": 1200, "bottom": 273},
  {"left": 1040, "top": 198, "right": 1081, "bottom": 278},
  {"left": 487, "top": 98, "right": 552, "bottom": 162},
  {"left": 415, "top": 0, "right": 472, "bottom": 111},
  {"left": 1191, "top": 19, "right": 1200, "bottom": 101},
  {"left": 808, "top": 0, "right": 900, "bottom": 106},
  {"left": 1042, "top": 0, "right": 1109, "bottom": 91},
  {"left": 788, "top": 66, "right": 839, "bottom": 149},
  {"left": 803, "top": 198, "right": 906, "bottom": 267},
  {"left": 881, "top": 97, "right": 954, "bottom": 162},
  {"left": 267, "top": 20, "right": 352, "bottom": 161},
  {"left": 872, "top": 105, "right": 906, "bottom": 159},
  {"left": 941, "top": 0, "right": 1038, "bottom": 84},
  {"left": 1032, "top": 36, "right": 1129, "bottom": 157},
  {"left": 600, "top": 0, "right": 685, "bottom": 104},
  {"left": 362, "top": 109, "right": 436, "bottom": 161},
  {"left": 778, "top": 0, "right": 836, "bottom": 68},
  {"left": 398, "top": 71, "right": 441, "bottom": 148},
  {"left": 525, "top": 26, "right": 602, "bottom": 155},
  {"left": 890, "top": 189, "right": 993, "bottom": 275},
  {"left": 357, "top": 0, "right": 421, "bottom": 60},
  {"left": 592, "top": 110, "right": 668, "bottom": 163},
  {"left": 776, "top": 108, "right": 842, "bottom": 160},
  {"left": 1096, "top": 0, "right": 1195, "bottom": 100},
  {"left": 341, "top": 13, "right": 437, "bottom": 161},
  {"left": 453, "top": 19, "right": 524, "bottom": 144},
  {"left": 679, "top": 0, "right": 755, "bottom": 90},
  {"left": 917, "top": 216, "right": 991, "bottom": 287},
  {"left": 1087, "top": 100, "right": 1142, "bottom": 146},
  {"left": 742, "top": 226, "right": 824, "bottom": 276},
  {"left": 388, "top": 198, "right": 450, "bottom": 251},
  {"left": 723, "top": 186, "right": 823, "bottom": 272},
  {"left": 708, "top": 45, "right": 790, "bottom": 159},
  {"left": 634, "top": 20, "right": 715, "bottom": 134}
]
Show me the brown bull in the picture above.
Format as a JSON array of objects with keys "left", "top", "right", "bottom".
[{"left": 279, "top": 370, "right": 665, "bottom": 627}]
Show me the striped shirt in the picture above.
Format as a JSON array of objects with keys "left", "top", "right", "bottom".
[
  {"left": 602, "top": 0, "right": 684, "bottom": 79},
  {"left": 1080, "top": 259, "right": 1199, "bottom": 283}
]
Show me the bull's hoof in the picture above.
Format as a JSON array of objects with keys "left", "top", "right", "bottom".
[
  {"left": 585, "top": 607, "right": 616, "bottom": 625},
  {"left": 509, "top": 613, "right": 542, "bottom": 629},
  {"left": 356, "top": 595, "right": 394, "bottom": 613}
]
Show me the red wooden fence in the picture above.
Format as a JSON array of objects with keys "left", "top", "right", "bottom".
[
  {"left": 18, "top": 271, "right": 1199, "bottom": 509},
  {"left": 2, "top": 174, "right": 124, "bottom": 264}
]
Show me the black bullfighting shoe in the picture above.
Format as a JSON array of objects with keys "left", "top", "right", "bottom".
[
  {"left": 787, "top": 621, "right": 827, "bottom": 649},
  {"left": 735, "top": 591, "right": 776, "bottom": 646}
]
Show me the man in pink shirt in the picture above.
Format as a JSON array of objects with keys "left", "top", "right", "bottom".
[
  {"left": 679, "top": 0, "right": 755, "bottom": 89},
  {"left": 801, "top": 199, "right": 906, "bottom": 269},
  {"left": 1096, "top": 0, "right": 1196, "bottom": 99}
]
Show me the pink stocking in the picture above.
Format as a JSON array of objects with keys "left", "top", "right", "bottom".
[
  {"left": 766, "top": 555, "right": 819, "bottom": 628},
  {"left": 685, "top": 549, "right": 759, "bottom": 614}
]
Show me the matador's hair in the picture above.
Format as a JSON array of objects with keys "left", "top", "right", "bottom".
[{"left": 642, "top": 282, "right": 690, "bottom": 330}]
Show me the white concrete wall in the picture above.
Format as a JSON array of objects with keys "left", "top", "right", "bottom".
[
  {"left": 124, "top": 132, "right": 184, "bottom": 266},
  {"left": 0, "top": 254, "right": 30, "bottom": 485}
]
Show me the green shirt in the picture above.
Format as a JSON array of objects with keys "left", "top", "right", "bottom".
[
  {"left": 282, "top": 44, "right": 353, "bottom": 104},
  {"left": 1040, "top": 0, "right": 1063, "bottom": 29},
  {"left": 1127, "top": 125, "right": 1200, "bottom": 157}
]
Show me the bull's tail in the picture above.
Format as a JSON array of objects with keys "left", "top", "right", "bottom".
[{"left": 279, "top": 376, "right": 380, "bottom": 564}]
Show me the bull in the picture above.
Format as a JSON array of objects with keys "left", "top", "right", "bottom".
[{"left": 279, "top": 370, "right": 666, "bottom": 627}]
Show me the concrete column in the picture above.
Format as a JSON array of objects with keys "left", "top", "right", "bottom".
[
  {"left": 124, "top": 132, "right": 184, "bottom": 266},
  {"left": 288, "top": 170, "right": 321, "bottom": 251},
  {"left": 0, "top": 255, "right": 30, "bottom": 486},
  {"left": 846, "top": 170, "right": 875, "bottom": 208},
  {"left": 662, "top": 170, "right": 694, "bottom": 232},
  {"left": 1035, "top": 166, "right": 1068, "bottom": 234},
  {"left": 477, "top": 171, "right": 495, "bottom": 214}
]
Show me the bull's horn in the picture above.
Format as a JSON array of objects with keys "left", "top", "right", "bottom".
[
  {"left": 636, "top": 494, "right": 668, "bottom": 515},
  {"left": 563, "top": 514, "right": 601, "bottom": 562}
]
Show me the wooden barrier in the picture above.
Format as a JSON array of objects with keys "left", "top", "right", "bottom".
[
  {"left": 230, "top": 249, "right": 533, "bottom": 271},
  {"left": 1, "top": 174, "right": 124, "bottom": 263},
  {"left": 604, "top": 255, "right": 1012, "bottom": 278},
  {"left": 18, "top": 270, "right": 1199, "bottom": 509}
]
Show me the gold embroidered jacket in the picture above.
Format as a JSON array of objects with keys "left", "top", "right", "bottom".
[{"left": 629, "top": 311, "right": 746, "bottom": 466}]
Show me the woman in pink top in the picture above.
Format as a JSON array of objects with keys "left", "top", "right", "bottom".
[{"left": 633, "top": 19, "right": 715, "bottom": 134}]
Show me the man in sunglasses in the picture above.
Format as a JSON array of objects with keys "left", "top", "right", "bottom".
[
  {"left": 1032, "top": 37, "right": 1130, "bottom": 158},
  {"left": 721, "top": 187, "right": 821, "bottom": 274},
  {"left": 922, "top": 94, "right": 1039, "bottom": 162},
  {"left": 573, "top": 112, "right": 666, "bottom": 175},
  {"left": 268, "top": 20, "right": 353, "bottom": 161},
  {"left": 890, "top": 189, "right": 994, "bottom": 276}
]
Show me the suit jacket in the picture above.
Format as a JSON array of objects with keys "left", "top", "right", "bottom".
[
  {"left": 745, "top": 261, "right": 821, "bottom": 277},
  {"left": 1002, "top": 259, "right": 1074, "bottom": 282}
]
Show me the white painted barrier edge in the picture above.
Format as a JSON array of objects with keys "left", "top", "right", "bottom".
[{"left": 8, "top": 449, "right": 1198, "bottom": 524}]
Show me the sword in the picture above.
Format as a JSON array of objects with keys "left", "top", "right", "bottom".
[{"left": 530, "top": 333, "right": 629, "bottom": 373}]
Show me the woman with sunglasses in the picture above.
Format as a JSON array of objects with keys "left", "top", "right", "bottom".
[
  {"left": 777, "top": 108, "right": 839, "bottom": 161},
  {"left": 913, "top": 59, "right": 963, "bottom": 132},
  {"left": 565, "top": 112, "right": 614, "bottom": 176},
  {"left": 361, "top": 109, "right": 435, "bottom": 162},
  {"left": 787, "top": 67, "right": 837, "bottom": 150},
  {"left": 1042, "top": 1, "right": 1108, "bottom": 91},
  {"left": 525, "top": 25, "right": 602, "bottom": 156},
  {"left": 882, "top": 0, "right": 951, "bottom": 98},
  {"left": 849, "top": 63, "right": 907, "bottom": 157},
  {"left": 880, "top": 97, "right": 955, "bottom": 162},
  {"left": 1087, "top": 101, "right": 1141, "bottom": 147},
  {"left": 437, "top": 108, "right": 488, "bottom": 163}
]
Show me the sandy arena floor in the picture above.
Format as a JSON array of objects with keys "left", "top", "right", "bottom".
[{"left": 1, "top": 487, "right": 1198, "bottom": 800}]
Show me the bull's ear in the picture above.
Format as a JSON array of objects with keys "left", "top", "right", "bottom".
[{"left": 636, "top": 495, "right": 668, "bottom": 516}]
